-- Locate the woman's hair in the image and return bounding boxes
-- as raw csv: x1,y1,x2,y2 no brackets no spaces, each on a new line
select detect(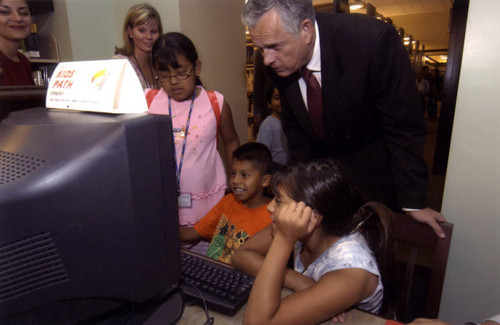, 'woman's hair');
241,0,315,35
114,3,163,56
270,159,398,317
152,32,202,86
